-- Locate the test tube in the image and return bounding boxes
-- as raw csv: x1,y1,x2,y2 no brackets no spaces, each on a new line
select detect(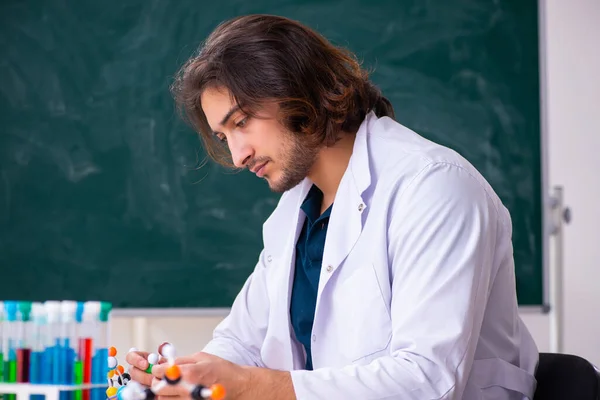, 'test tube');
80,302,100,400
29,302,46,400
3,301,18,400
0,300,4,400
91,302,111,400
59,301,78,400
16,301,32,383
73,302,85,400
0,300,4,386
43,301,62,385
